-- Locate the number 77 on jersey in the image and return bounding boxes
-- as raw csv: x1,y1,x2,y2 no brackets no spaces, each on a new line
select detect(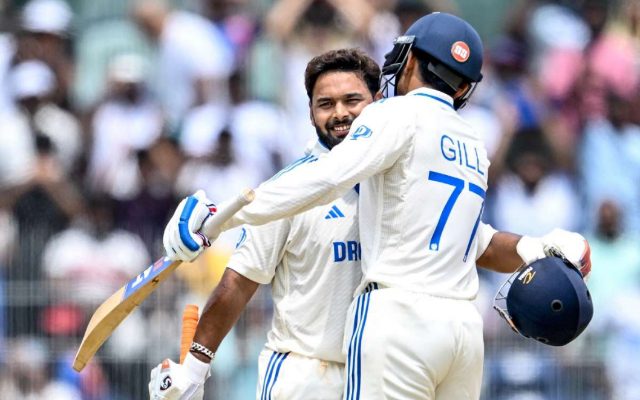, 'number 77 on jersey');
72,189,255,372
